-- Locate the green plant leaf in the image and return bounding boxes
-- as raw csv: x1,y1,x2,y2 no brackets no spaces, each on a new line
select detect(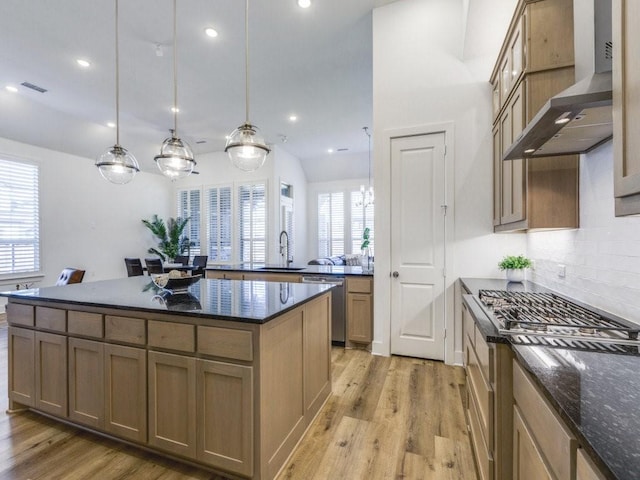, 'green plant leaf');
498,254,532,270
